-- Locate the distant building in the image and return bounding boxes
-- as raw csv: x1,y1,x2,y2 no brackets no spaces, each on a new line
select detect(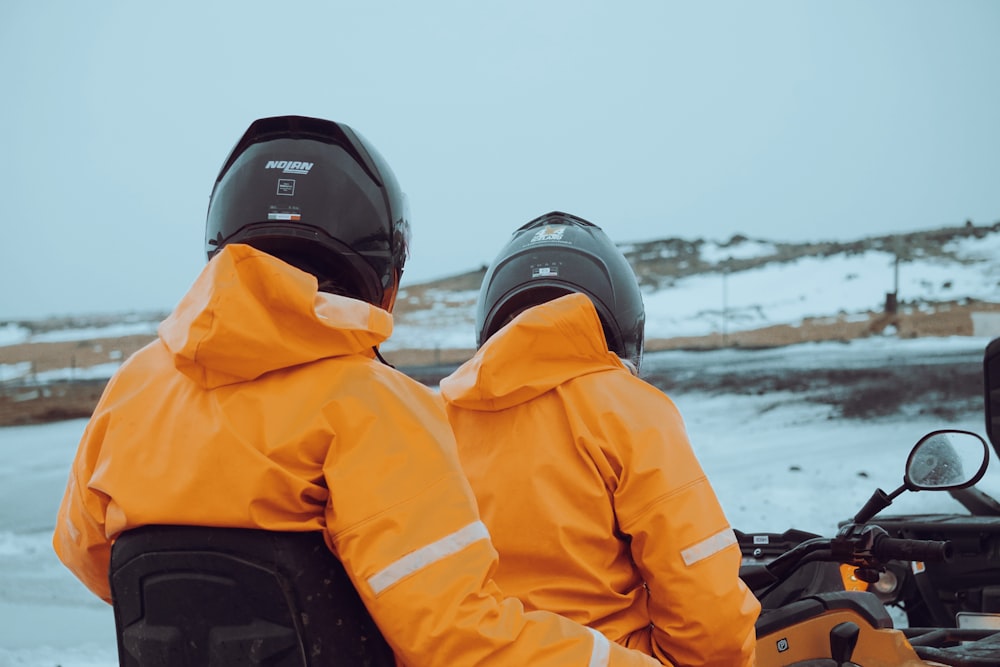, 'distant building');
972,312,1000,338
